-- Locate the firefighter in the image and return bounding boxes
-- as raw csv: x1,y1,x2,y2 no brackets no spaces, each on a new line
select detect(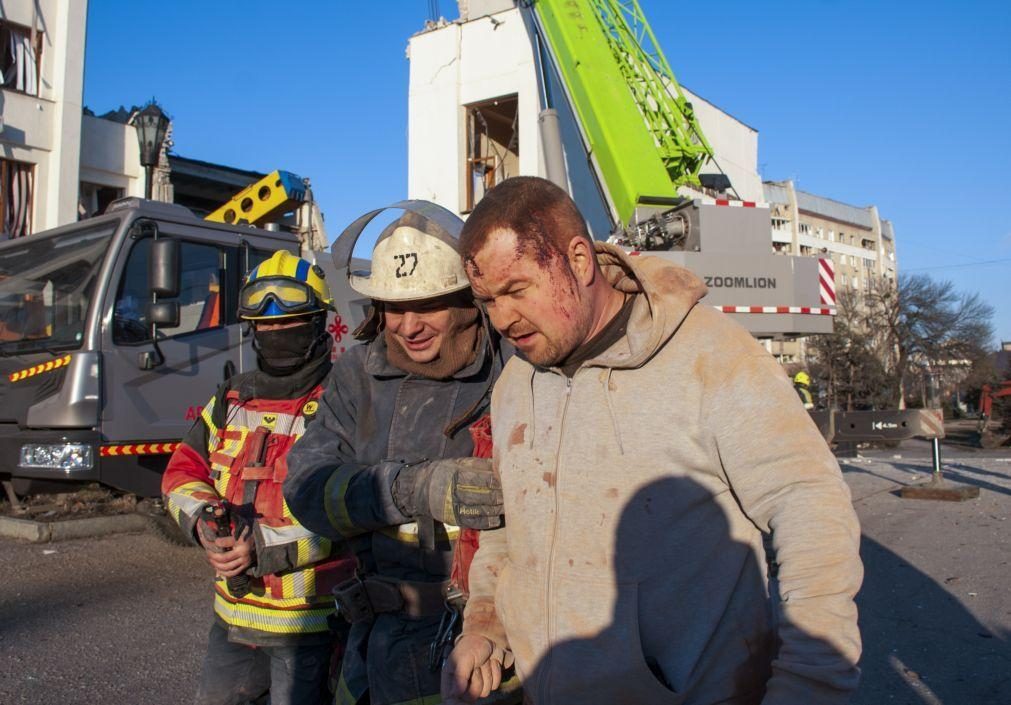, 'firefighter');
794,370,815,409
283,204,508,705
162,250,356,705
